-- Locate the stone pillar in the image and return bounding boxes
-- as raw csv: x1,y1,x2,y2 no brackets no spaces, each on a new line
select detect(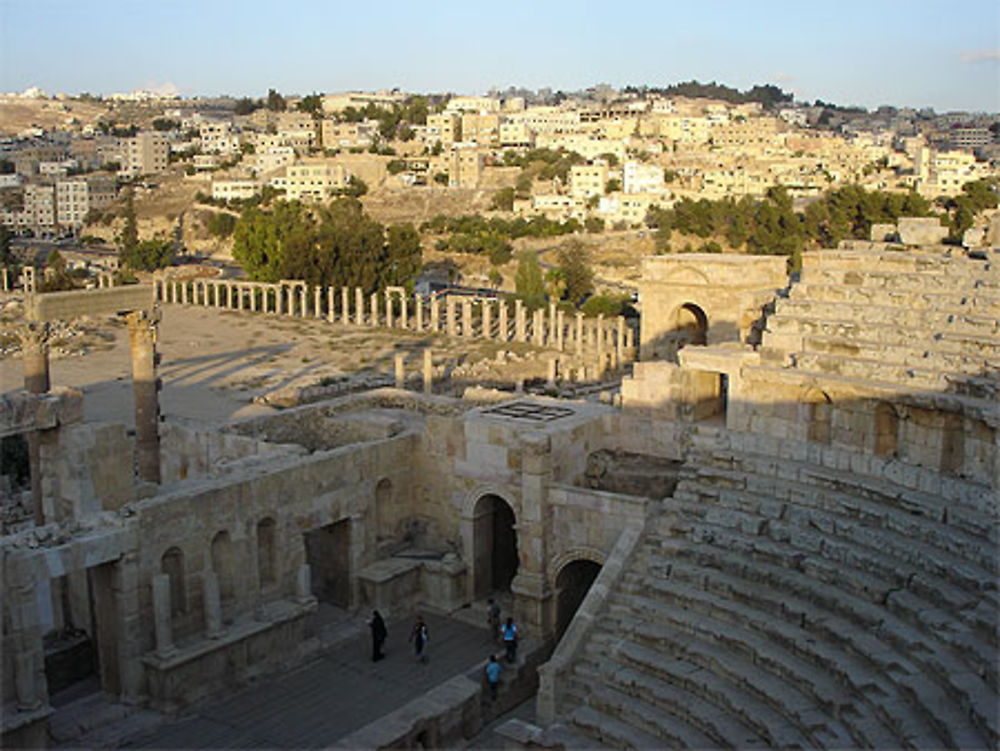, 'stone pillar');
180,281,188,305
462,299,473,337
557,310,565,351
203,570,223,639
21,322,49,526
596,314,605,377
533,309,543,346
399,294,407,330
414,293,423,332
430,297,440,332
446,297,456,337
482,300,492,339
512,431,554,638
548,302,557,346
394,352,405,389
546,358,557,388
127,310,161,485
499,302,509,342
342,287,350,324
369,292,379,326
298,285,307,318
575,312,583,355
235,285,243,311
355,288,364,325
616,316,625,370
1,266,8,292
250,285,258,312
423,349,433,394
214,282,222,309
226,282,234,309
295,565,314,605
385,290,394,329
515,300,526,342
151,573,176,657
